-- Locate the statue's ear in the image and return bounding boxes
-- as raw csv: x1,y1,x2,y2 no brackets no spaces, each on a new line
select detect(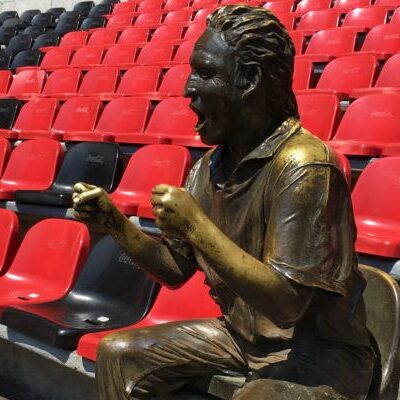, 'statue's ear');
241,65,262,99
